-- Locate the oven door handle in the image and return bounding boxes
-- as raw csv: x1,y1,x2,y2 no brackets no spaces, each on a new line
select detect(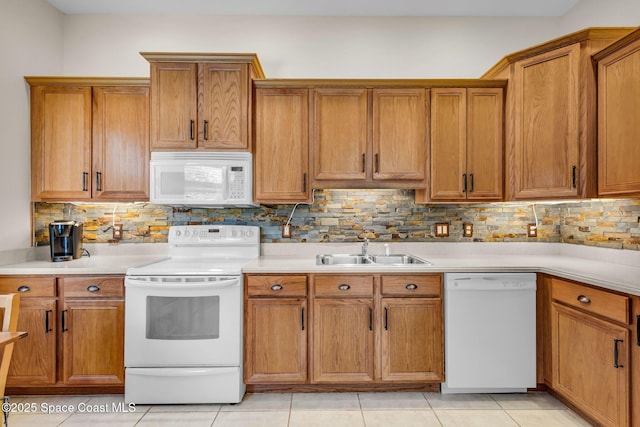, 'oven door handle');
125,277,240,290
126,367,239,377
